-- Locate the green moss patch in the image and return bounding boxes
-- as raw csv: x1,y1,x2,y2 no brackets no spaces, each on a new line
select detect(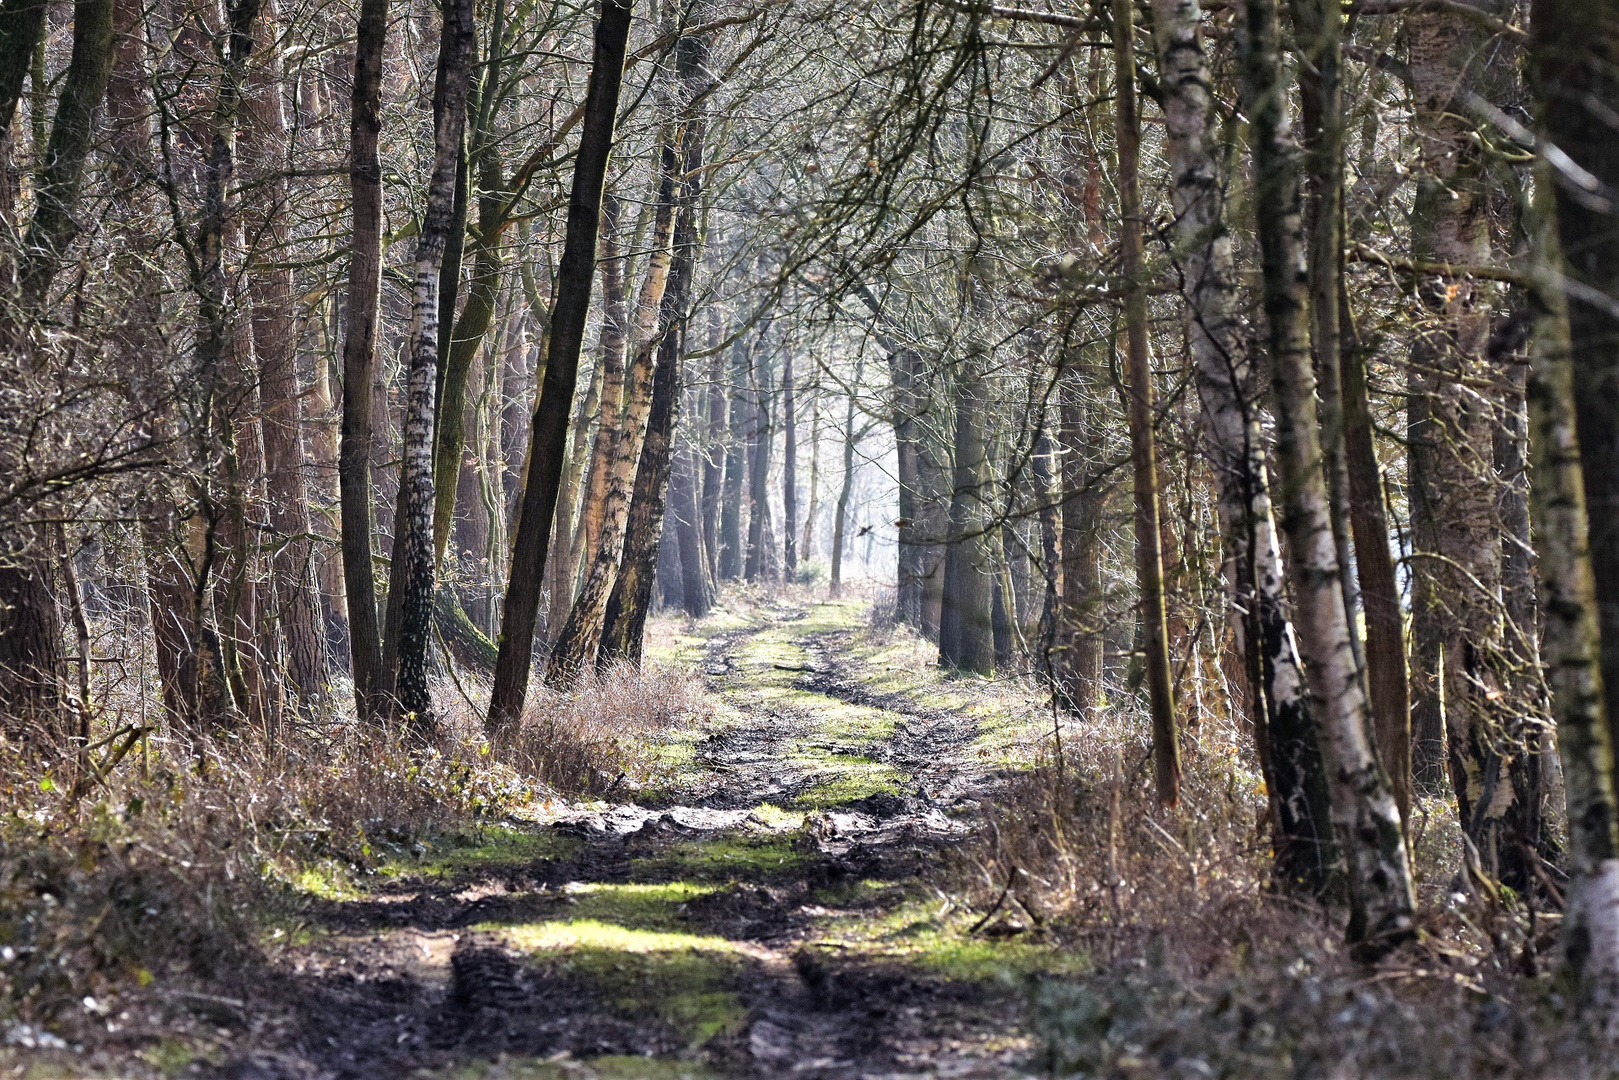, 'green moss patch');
384,826,581,881
628,834,805,883
498,922,750,1046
